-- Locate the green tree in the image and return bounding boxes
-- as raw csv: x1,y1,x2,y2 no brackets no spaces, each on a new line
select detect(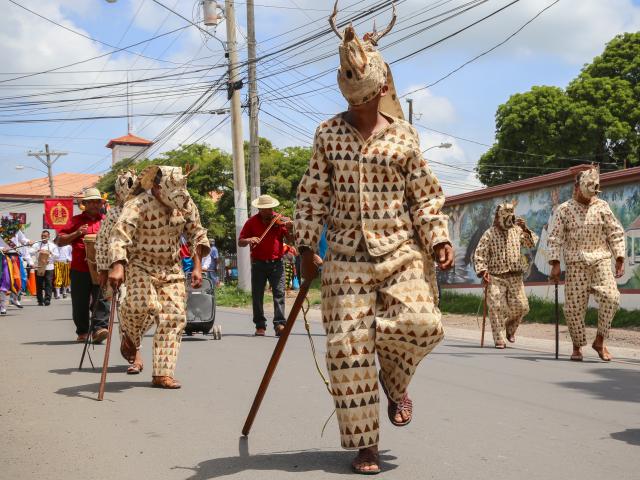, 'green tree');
478,32,640,186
